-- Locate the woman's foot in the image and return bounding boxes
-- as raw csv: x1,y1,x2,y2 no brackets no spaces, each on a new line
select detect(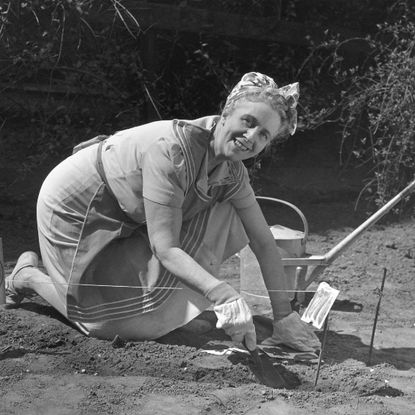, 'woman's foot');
5,251,39,306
